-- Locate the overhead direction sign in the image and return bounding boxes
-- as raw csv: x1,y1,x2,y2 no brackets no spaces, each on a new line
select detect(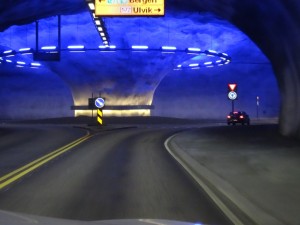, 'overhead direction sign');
95,0,165,17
